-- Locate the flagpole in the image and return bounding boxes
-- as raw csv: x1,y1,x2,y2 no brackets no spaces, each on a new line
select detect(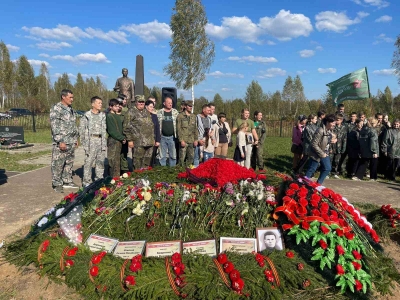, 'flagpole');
365,67,373,113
